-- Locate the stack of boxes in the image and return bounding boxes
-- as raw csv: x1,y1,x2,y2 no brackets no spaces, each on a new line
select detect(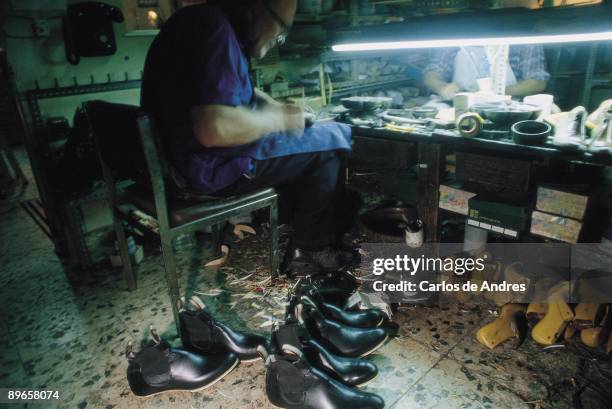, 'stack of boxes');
529,186,590,243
